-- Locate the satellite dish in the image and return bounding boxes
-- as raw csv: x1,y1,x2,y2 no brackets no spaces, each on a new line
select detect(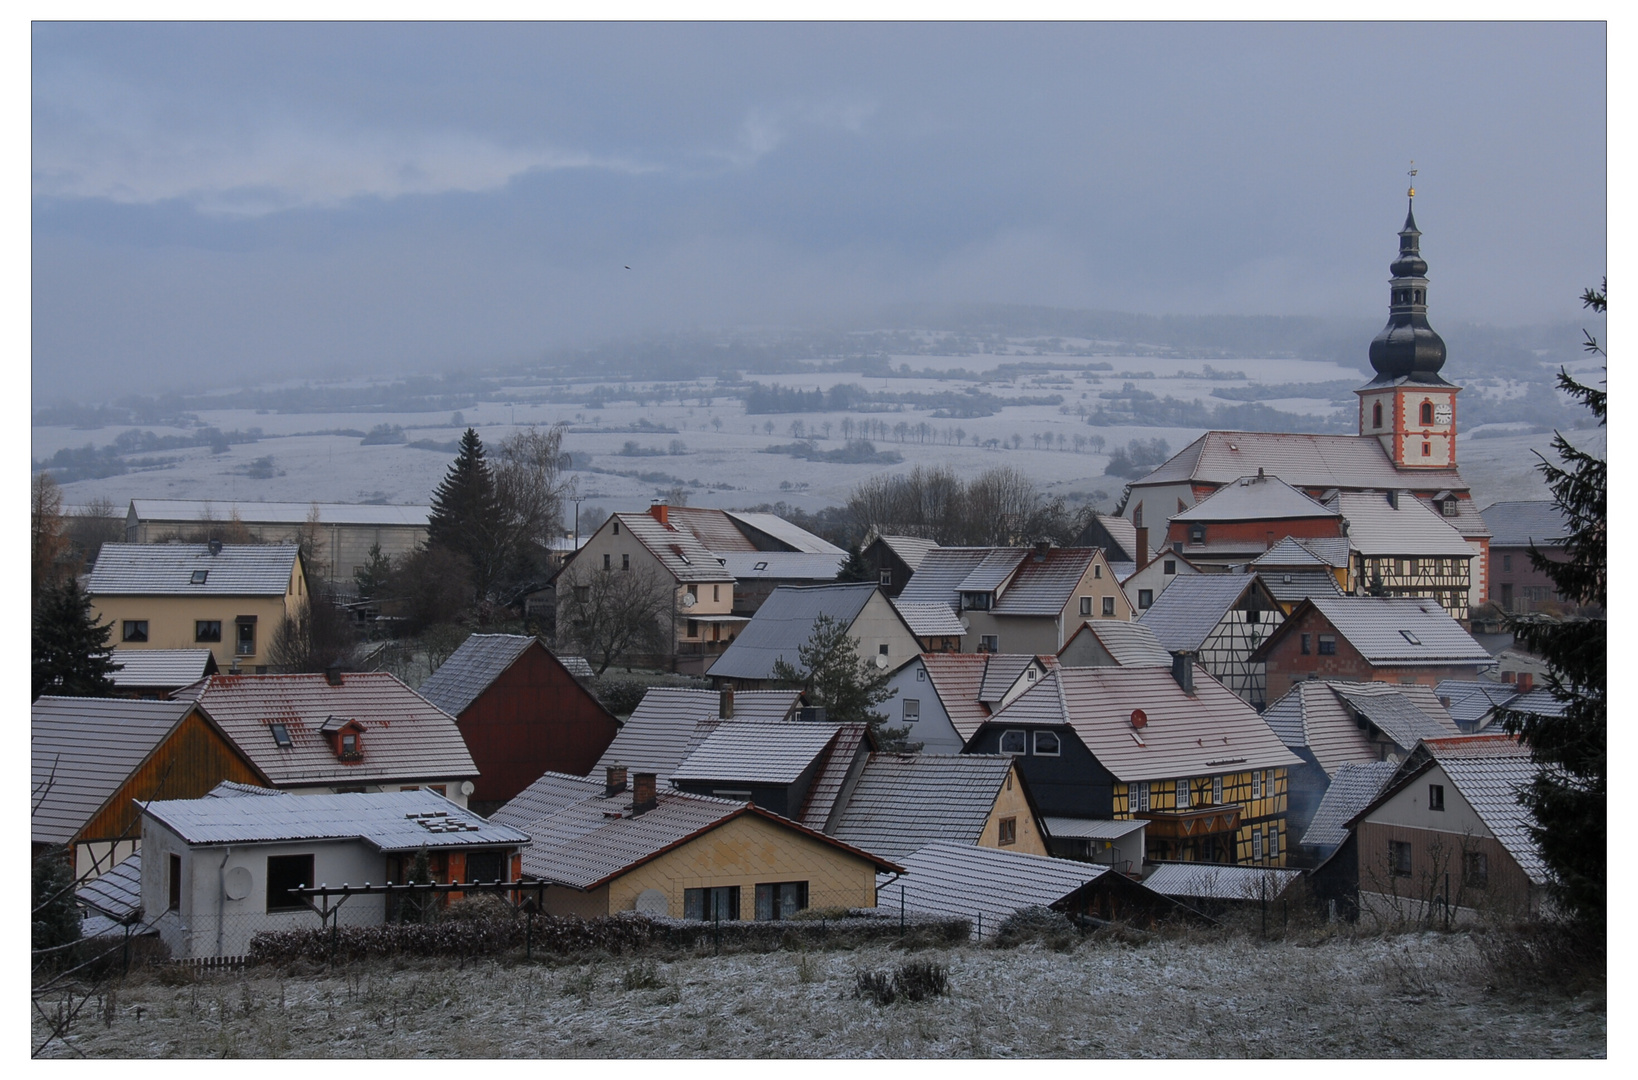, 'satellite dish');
634,888,669,916
224,866,253,901
459,780,476,797
680,593,696,608
1130,709,1148,730
874,654,889,669
959,615,971,630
